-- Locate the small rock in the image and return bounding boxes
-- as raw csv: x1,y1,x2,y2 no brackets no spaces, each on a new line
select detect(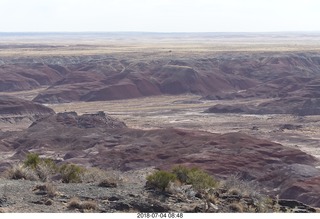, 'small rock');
0,197,8,207
31,200,44,205
221,195,242,202
113,202,131,211
108,196,120,202
209,203,219,210
293,209,309,213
